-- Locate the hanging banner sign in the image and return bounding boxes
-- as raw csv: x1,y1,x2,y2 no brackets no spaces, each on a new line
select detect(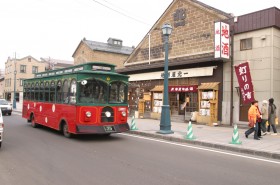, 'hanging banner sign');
234,62,255,104
214,22,230,59
168,85,198,93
